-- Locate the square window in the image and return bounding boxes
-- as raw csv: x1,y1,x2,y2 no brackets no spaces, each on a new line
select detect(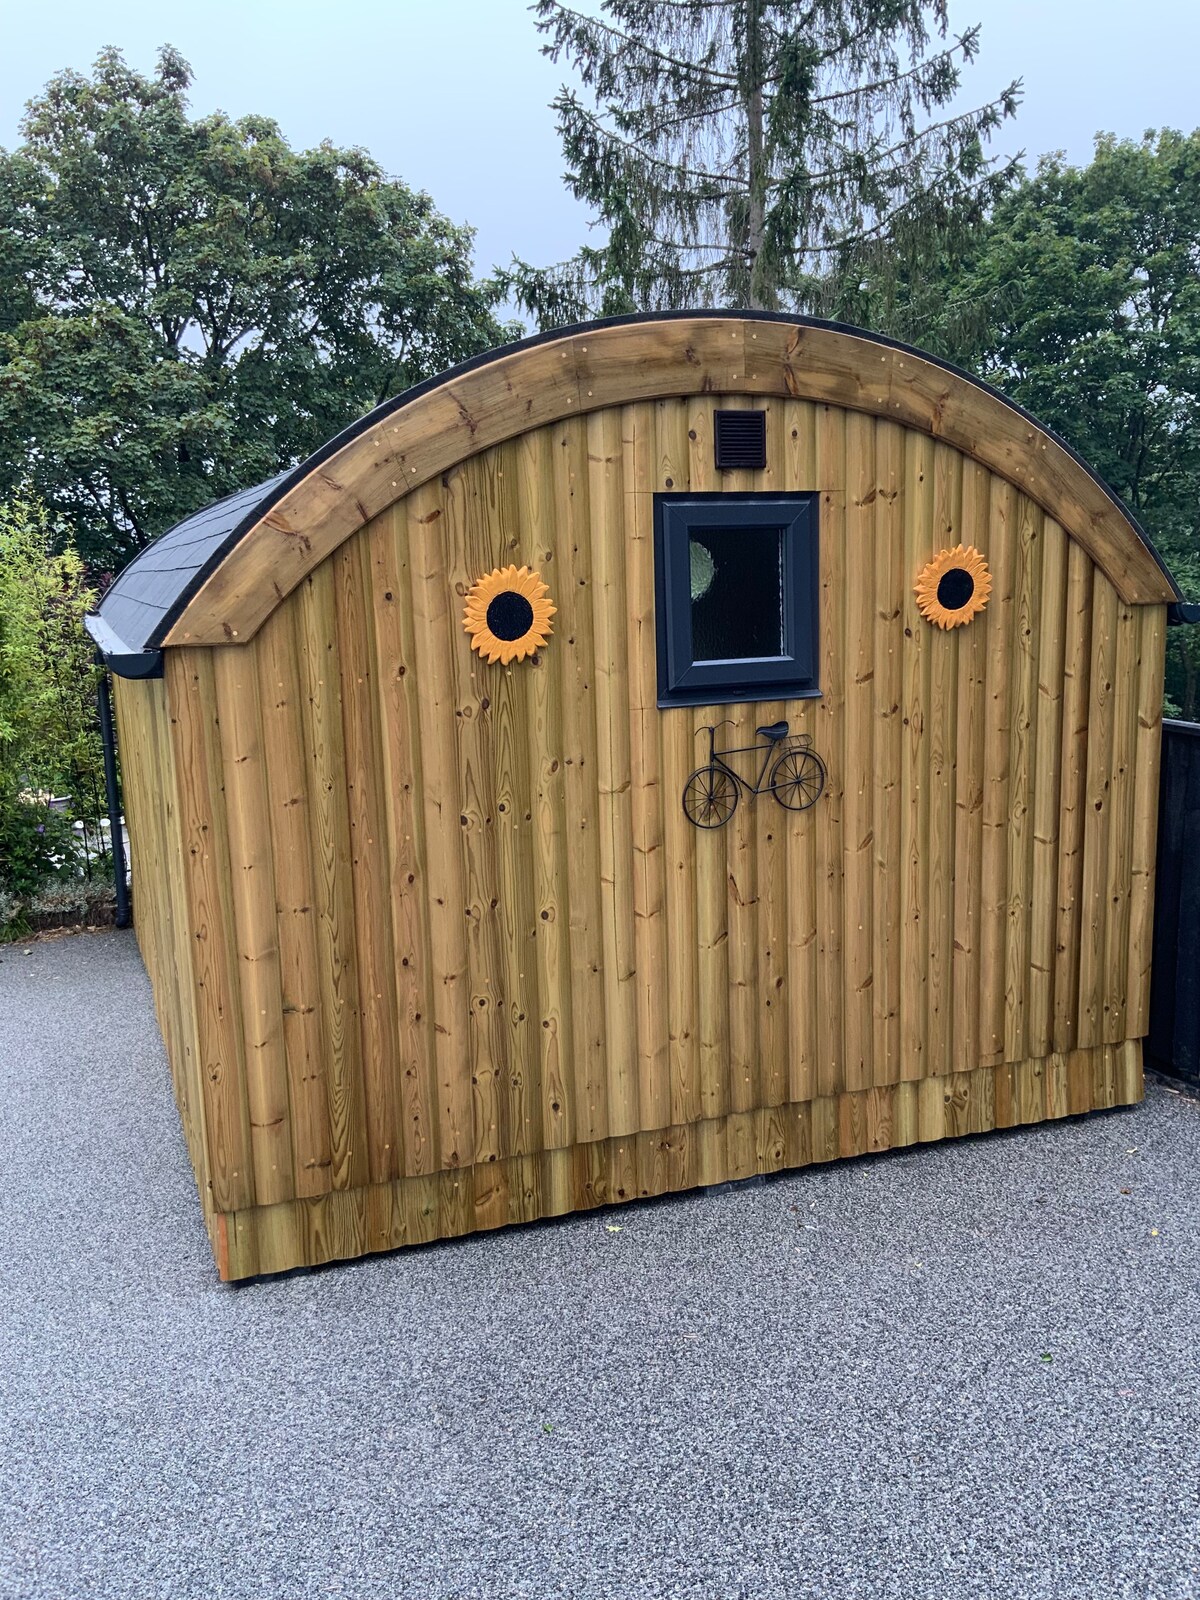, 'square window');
654,493,820,707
